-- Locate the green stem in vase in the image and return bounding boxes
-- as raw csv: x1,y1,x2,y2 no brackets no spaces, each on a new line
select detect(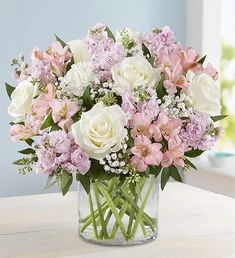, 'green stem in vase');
93,182,109,239
110,200,129,240
98,182,128,238
88,191,99,240
130,176,156,239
